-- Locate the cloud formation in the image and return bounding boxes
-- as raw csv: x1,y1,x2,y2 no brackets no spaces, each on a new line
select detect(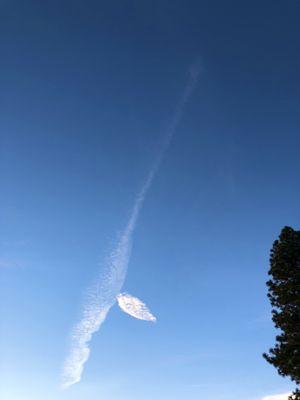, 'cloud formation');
117,292,156,322
61,211,135,388
261,393,292,400
61,62,200,389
